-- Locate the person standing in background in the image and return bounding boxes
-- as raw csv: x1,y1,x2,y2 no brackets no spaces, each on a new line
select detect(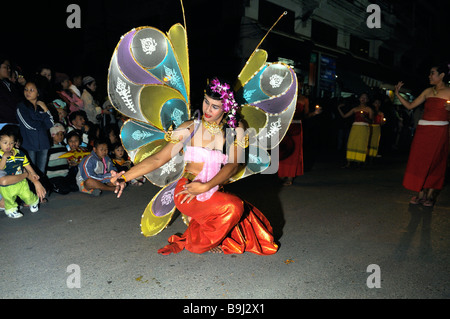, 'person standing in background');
81,76,101,124
16,81,55,179
0,57,21,125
